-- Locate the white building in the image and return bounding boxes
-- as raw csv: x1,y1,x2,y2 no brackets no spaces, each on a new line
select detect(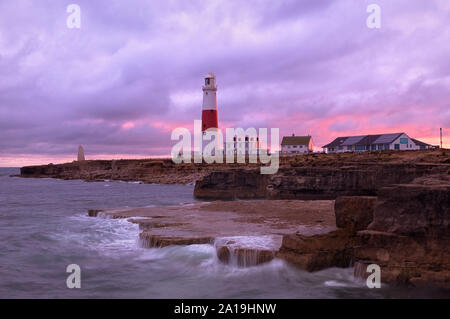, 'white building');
224,135,261,156
281,135,313,155
322,132,432,153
